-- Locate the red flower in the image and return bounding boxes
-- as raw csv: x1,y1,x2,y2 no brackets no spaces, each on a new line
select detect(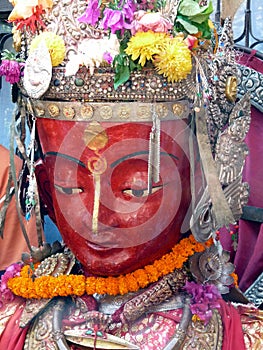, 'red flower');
14,5,46,33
